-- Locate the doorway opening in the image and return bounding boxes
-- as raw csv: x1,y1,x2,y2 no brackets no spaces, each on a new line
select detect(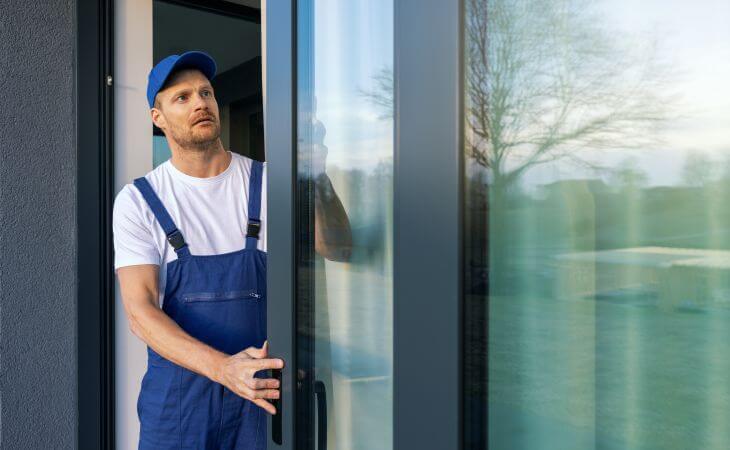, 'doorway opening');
153,0,264,166
114,1,263,447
